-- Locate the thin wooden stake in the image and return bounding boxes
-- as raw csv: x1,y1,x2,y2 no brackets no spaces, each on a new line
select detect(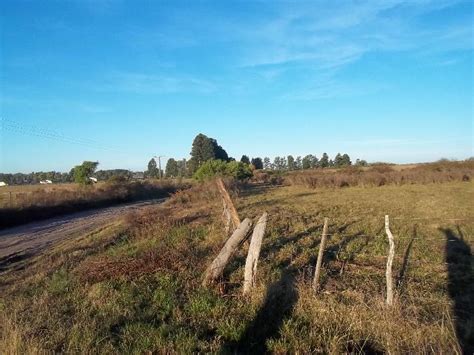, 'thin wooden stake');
385,215,395,306
243,213,268,295
216,178,240,230
203,218,252,286
312,218,329,293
